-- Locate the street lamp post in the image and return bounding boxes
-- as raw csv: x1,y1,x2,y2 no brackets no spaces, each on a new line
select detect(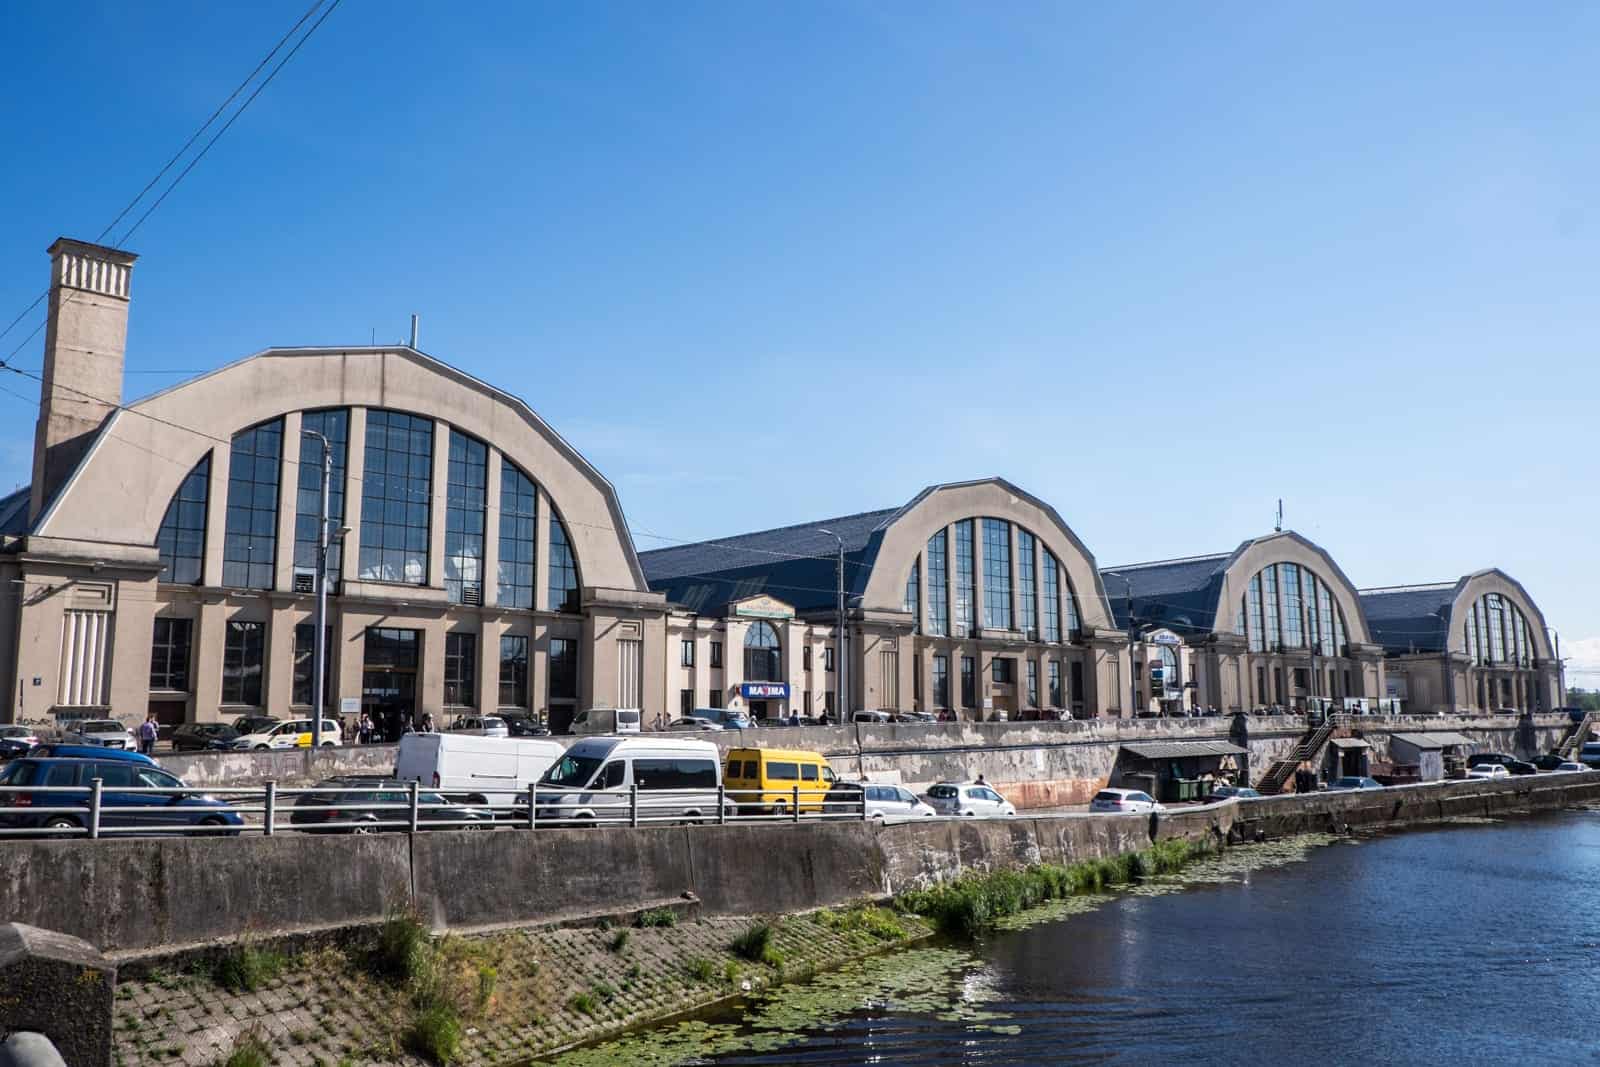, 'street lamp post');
1122,575,1137,719
818,529,846,723
302,429,333,749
